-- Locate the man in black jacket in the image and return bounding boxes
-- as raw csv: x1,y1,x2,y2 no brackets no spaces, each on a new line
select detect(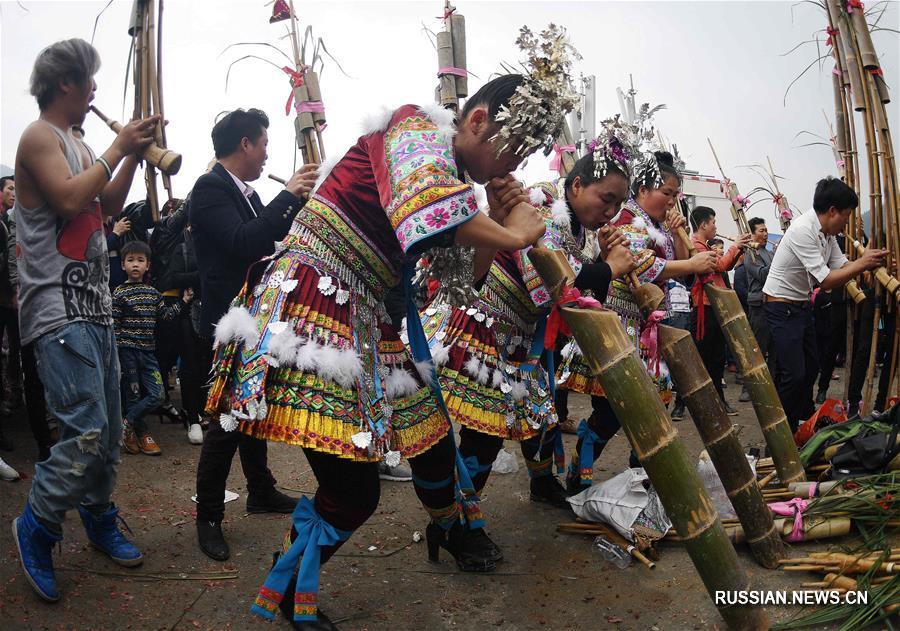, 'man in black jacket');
190,108,317,561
